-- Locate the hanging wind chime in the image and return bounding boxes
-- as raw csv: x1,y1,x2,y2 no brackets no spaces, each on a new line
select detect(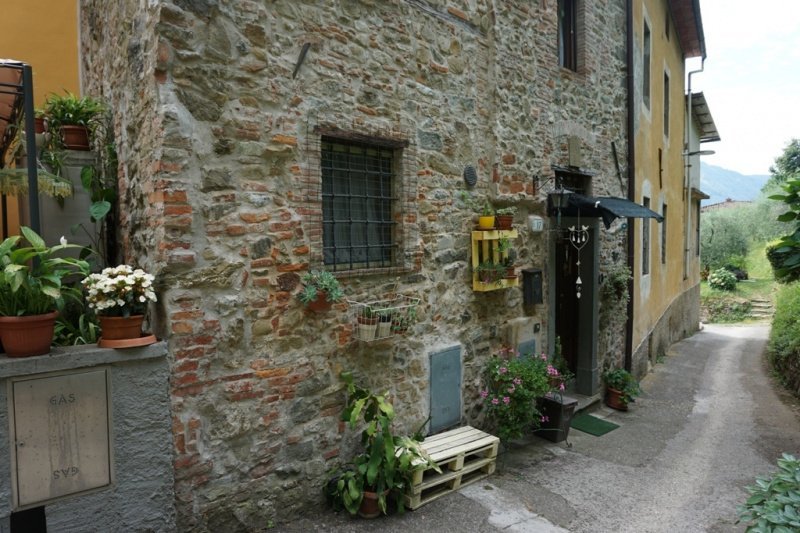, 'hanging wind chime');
568,210,589,299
